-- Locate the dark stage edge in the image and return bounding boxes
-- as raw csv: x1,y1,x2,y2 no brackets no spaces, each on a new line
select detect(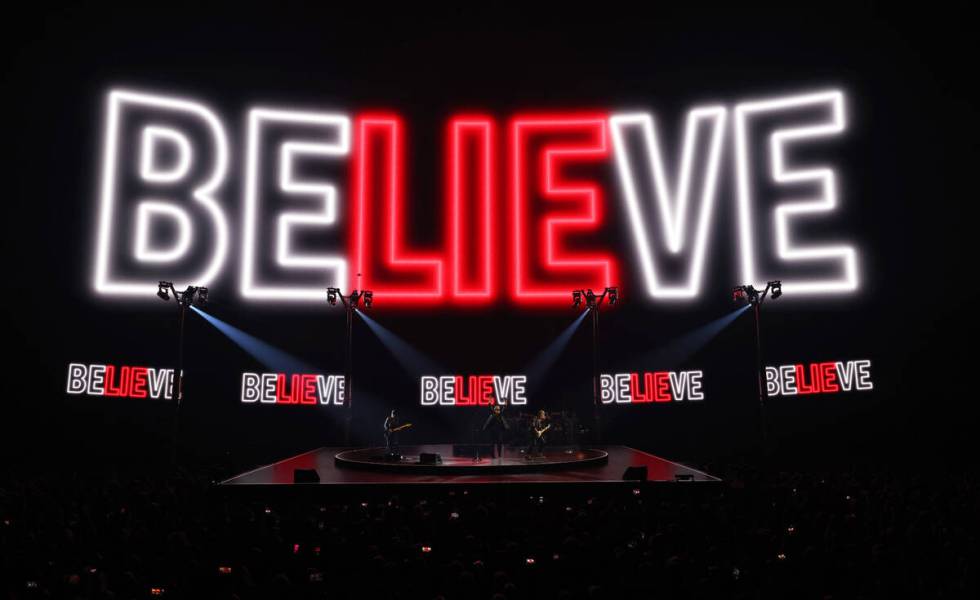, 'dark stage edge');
220,445,720,486
335,446,609,474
